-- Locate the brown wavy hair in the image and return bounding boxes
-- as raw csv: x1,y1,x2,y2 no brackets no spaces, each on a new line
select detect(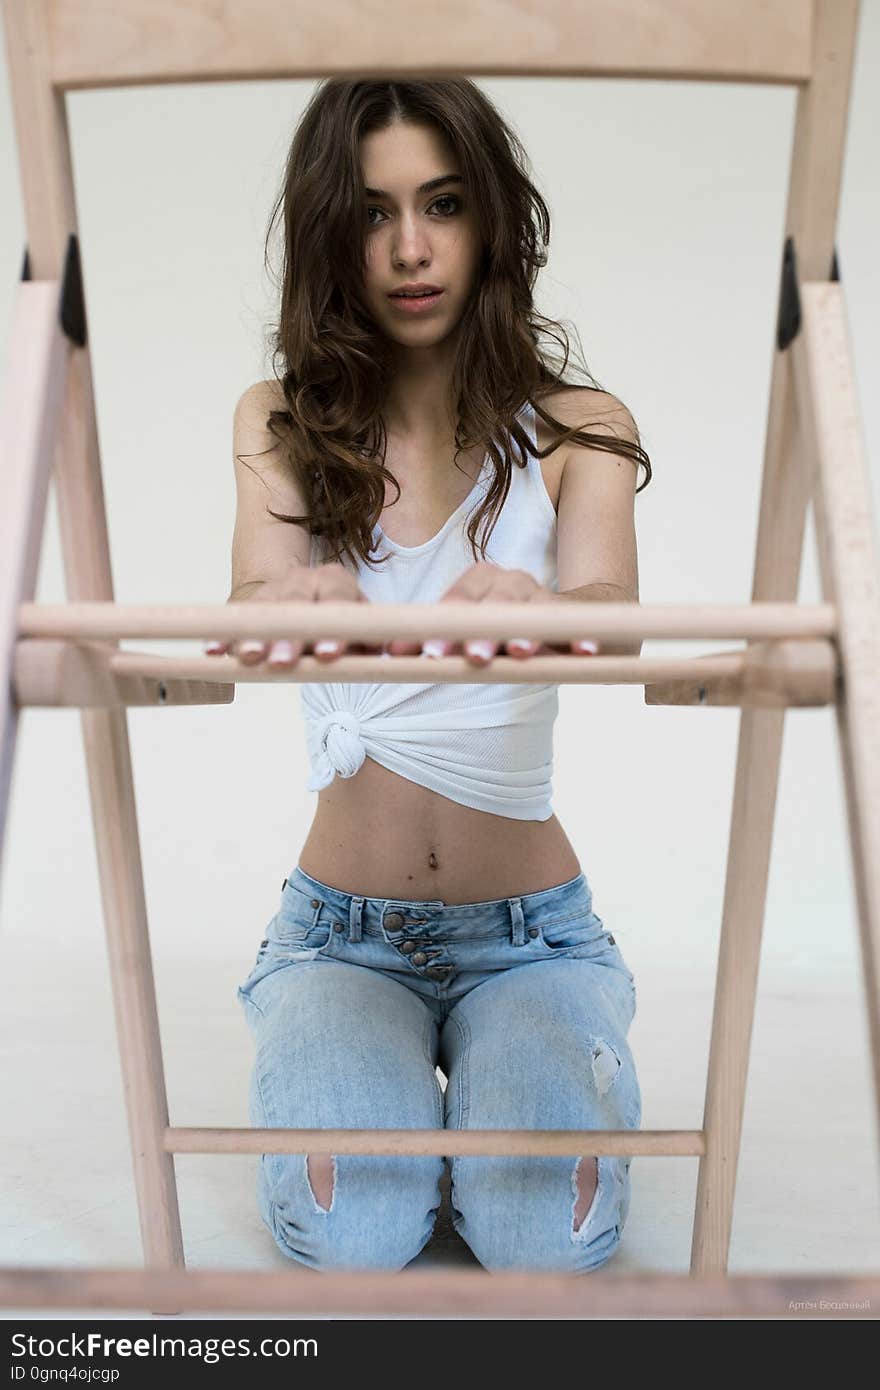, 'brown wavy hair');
245,76,652,571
